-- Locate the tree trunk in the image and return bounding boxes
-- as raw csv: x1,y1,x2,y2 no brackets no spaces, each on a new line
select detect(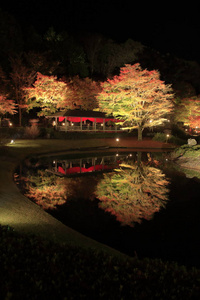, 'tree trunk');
19,106,22,127
137,151,142,167
137,125,143,141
